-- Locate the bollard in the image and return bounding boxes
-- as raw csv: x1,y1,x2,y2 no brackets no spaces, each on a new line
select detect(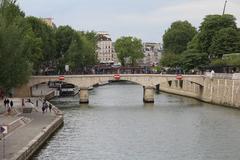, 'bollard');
36,100,38,107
